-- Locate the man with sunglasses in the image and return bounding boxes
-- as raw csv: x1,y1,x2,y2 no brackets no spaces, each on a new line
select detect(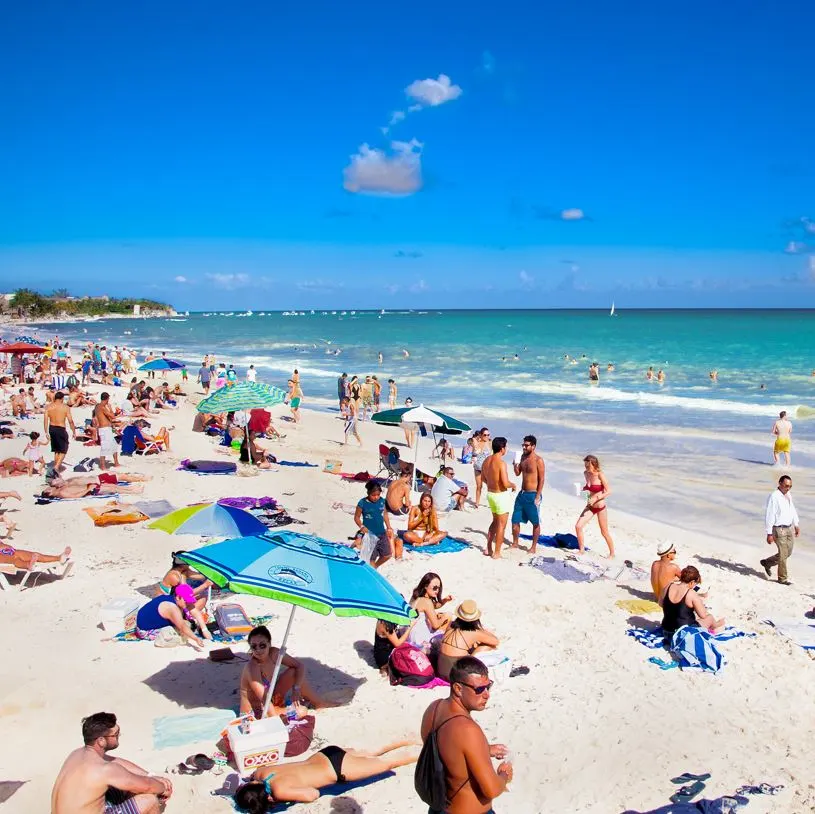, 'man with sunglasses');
52,712,172,814
762,475,800,585
511,435,545,553
650,541,681,599
419,656,512,814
